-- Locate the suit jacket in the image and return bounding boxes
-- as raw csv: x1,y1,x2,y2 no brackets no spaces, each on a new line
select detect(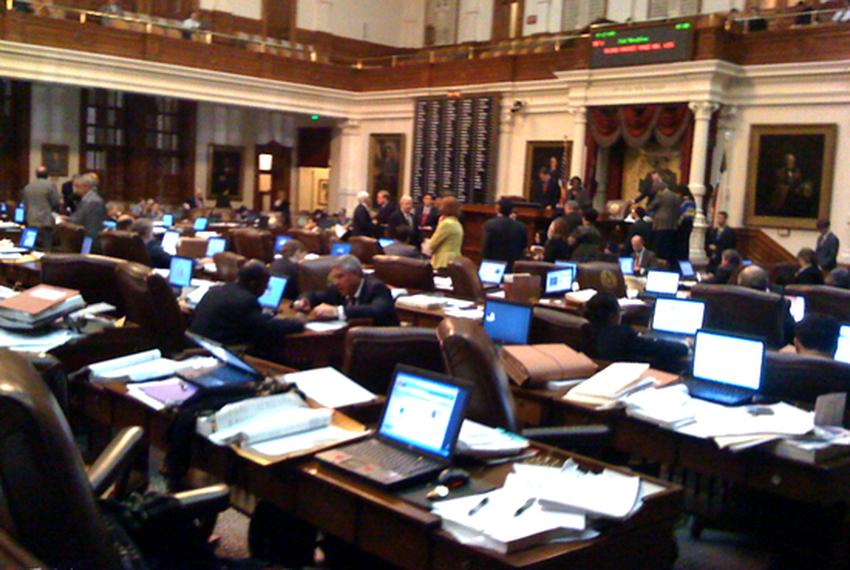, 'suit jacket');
23,180,60,228
647,189,682,231
269,257,300,300
624,220,652,254
633,248,657,274
189,282,305,346
428,216,463,269
706,226,737,265
71,190,107,238
481,216,527,268
306,274,399,326
145,240,172,269
816,232,839,271
703,262,739,285
387,209,421,245
793,265,824,285
560,211,583,237
376,202,397,227
351,204,376,237
544,237,571,263
416,205,439,229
